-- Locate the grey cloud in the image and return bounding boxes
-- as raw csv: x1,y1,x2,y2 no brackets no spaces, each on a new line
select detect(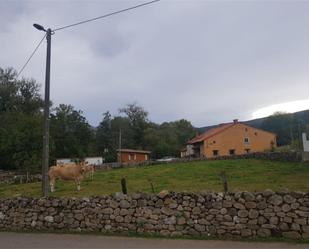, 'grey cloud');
1,0,309,127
